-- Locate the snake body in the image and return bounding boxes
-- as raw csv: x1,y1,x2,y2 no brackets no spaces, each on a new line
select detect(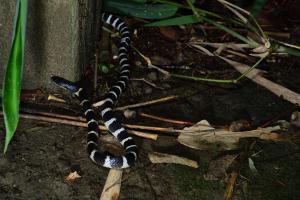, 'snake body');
51,13,137,169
